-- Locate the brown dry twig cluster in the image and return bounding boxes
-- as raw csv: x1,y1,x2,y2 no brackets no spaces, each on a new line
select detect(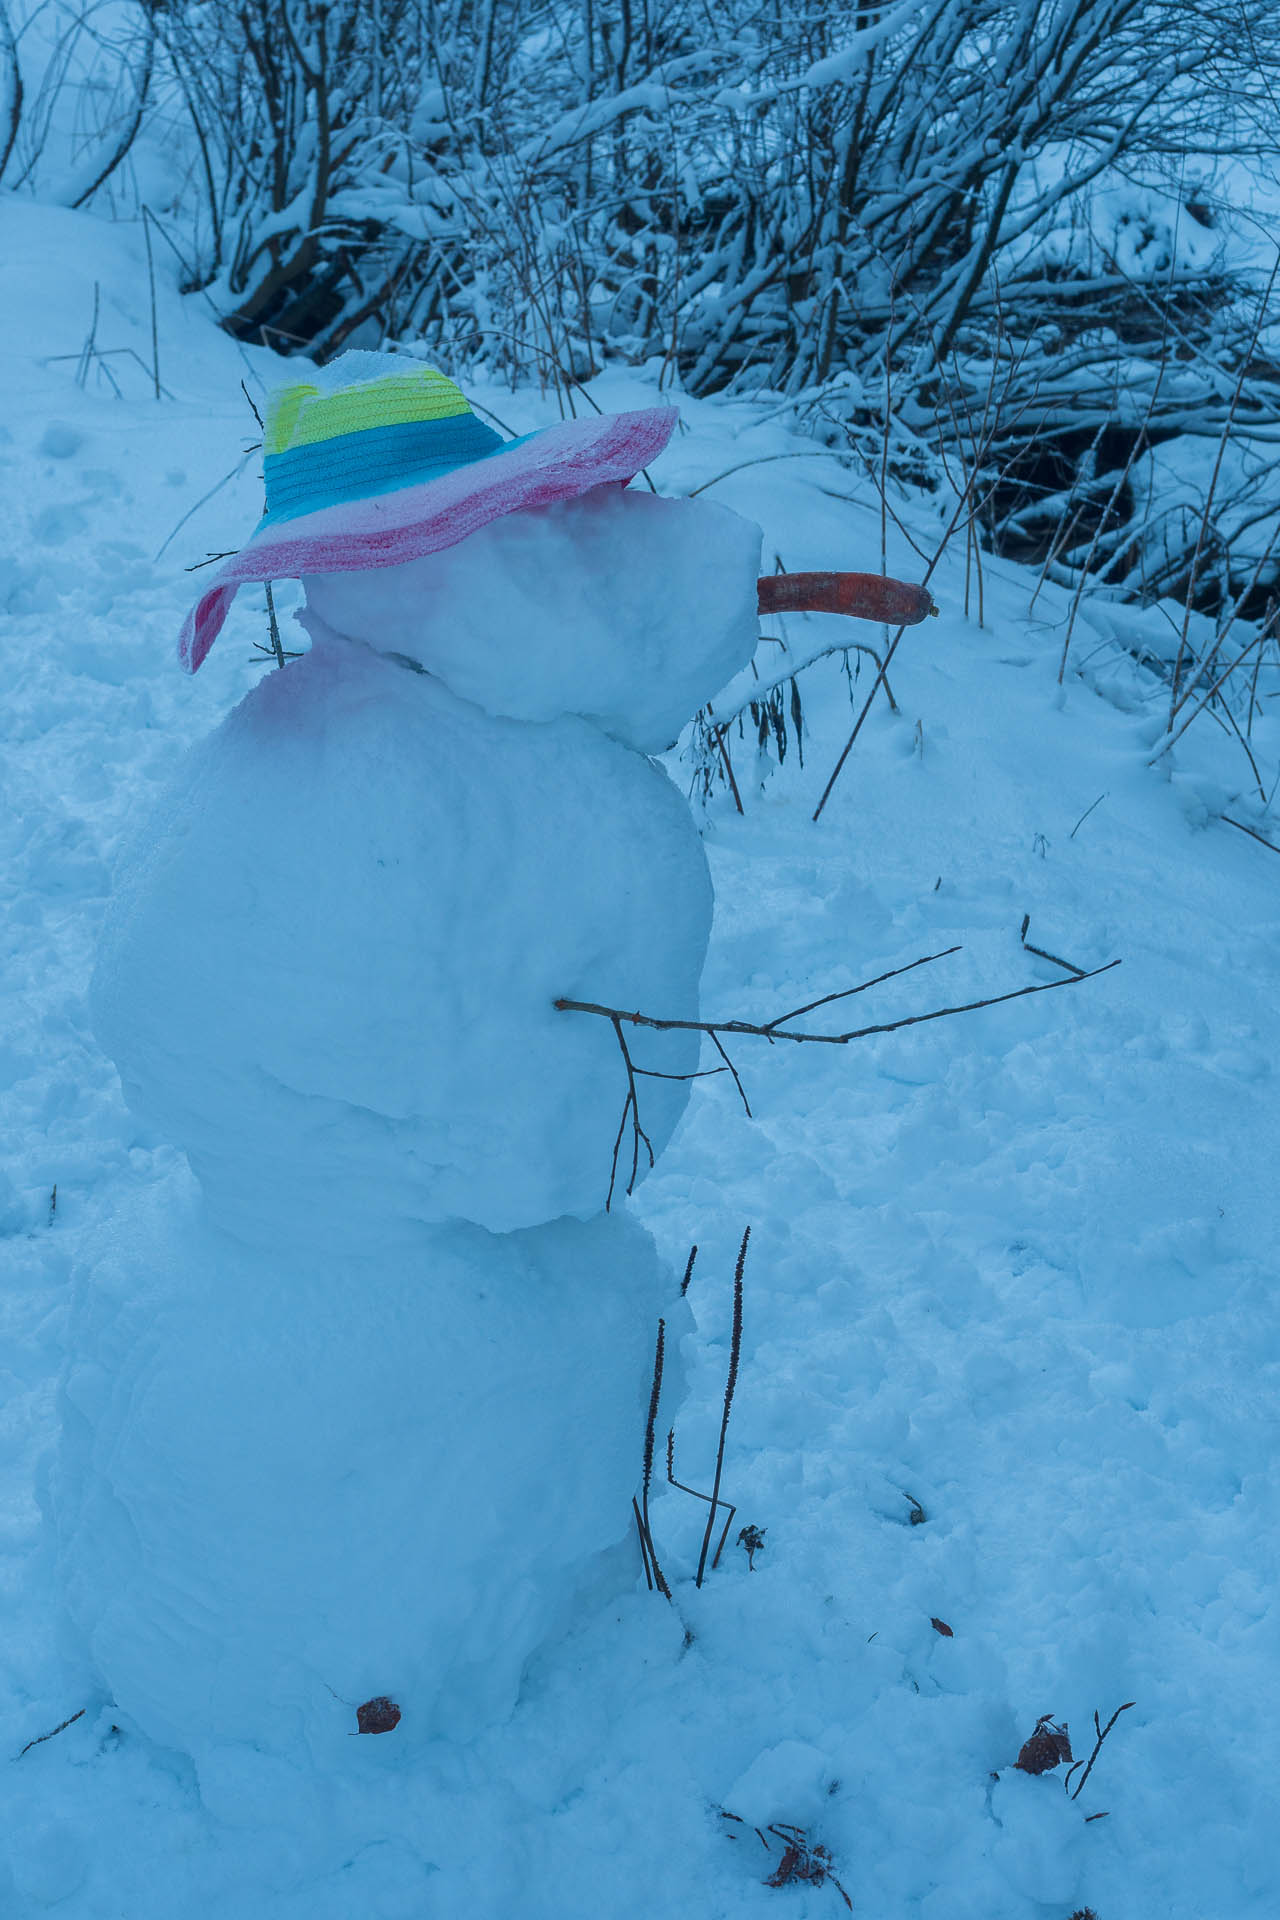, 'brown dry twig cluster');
720,1812,853,1910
